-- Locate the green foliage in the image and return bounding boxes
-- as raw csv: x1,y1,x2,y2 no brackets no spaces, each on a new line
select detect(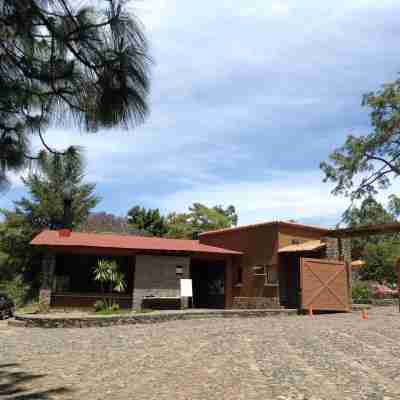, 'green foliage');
165,203,238,239
352,282,373,304
0,0,150,187
94,304,126,315
16,149,100,231
321,79,400,199
93,259,126,311
93,259,126,294
127,206,168,237
341,196,400,284
360,241,400,284
0,275,29,308
0,150,98,295
93,299,106,312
